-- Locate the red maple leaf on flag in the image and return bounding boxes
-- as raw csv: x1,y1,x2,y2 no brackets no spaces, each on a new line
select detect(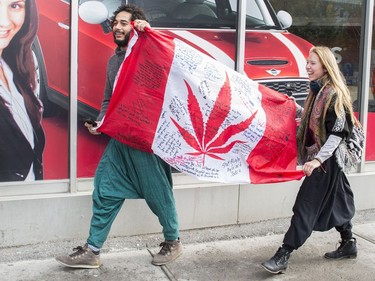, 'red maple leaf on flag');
171,73,257,164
